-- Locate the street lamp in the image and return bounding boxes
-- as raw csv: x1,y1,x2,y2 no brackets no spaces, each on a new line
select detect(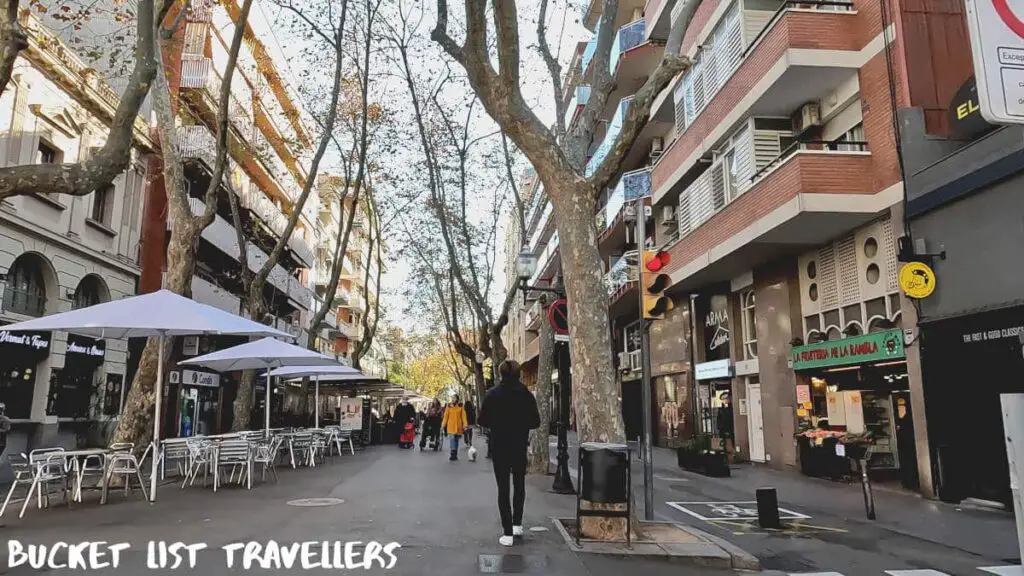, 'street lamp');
516,250,538,281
